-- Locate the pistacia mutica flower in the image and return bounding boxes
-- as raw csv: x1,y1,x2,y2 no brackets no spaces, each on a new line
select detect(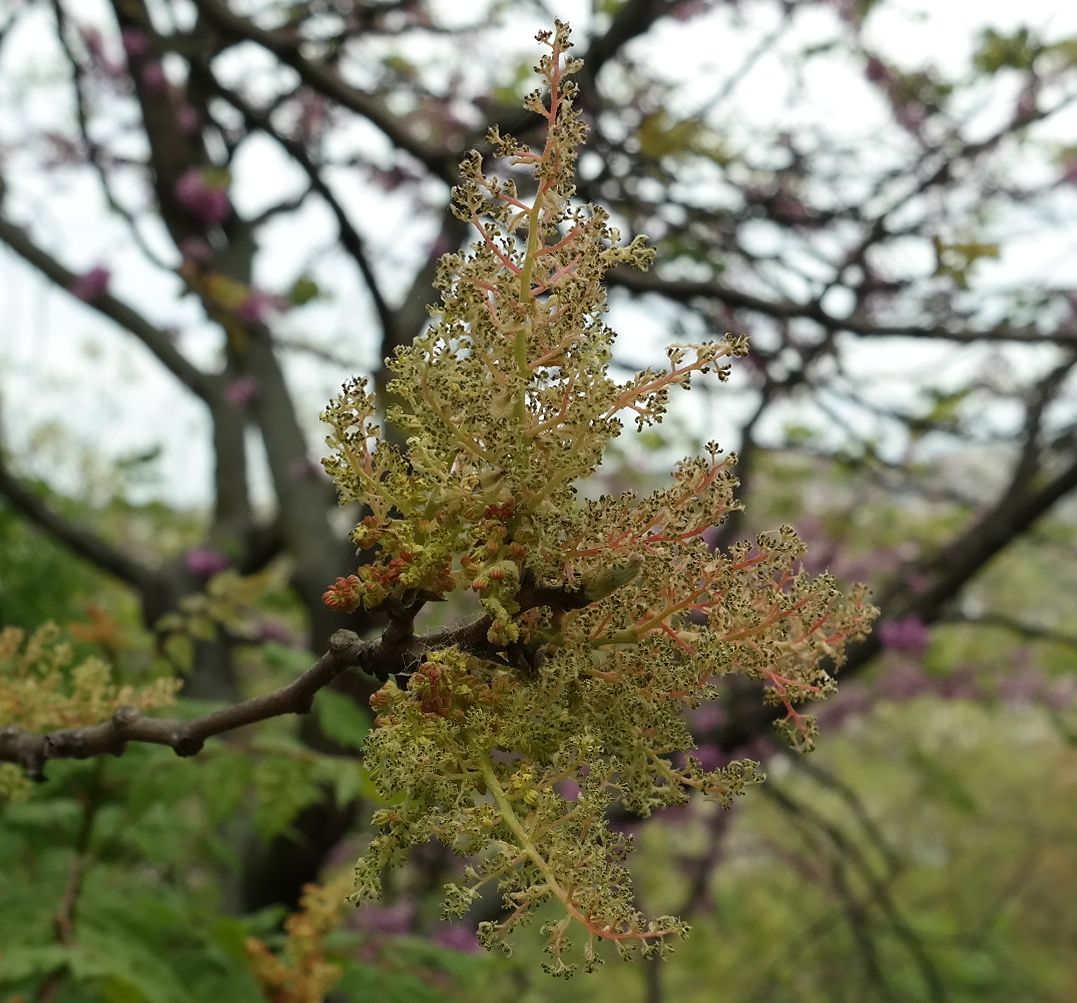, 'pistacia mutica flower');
321,21,875,975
